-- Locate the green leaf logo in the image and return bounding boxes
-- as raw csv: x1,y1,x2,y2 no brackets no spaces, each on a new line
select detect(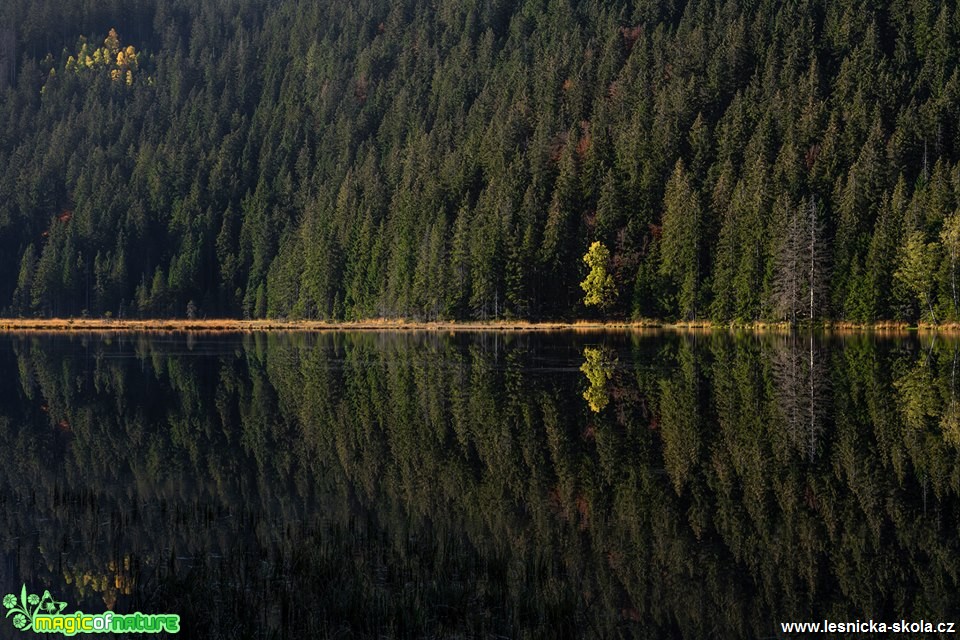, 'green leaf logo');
3,584,67,632
38,591,67,615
